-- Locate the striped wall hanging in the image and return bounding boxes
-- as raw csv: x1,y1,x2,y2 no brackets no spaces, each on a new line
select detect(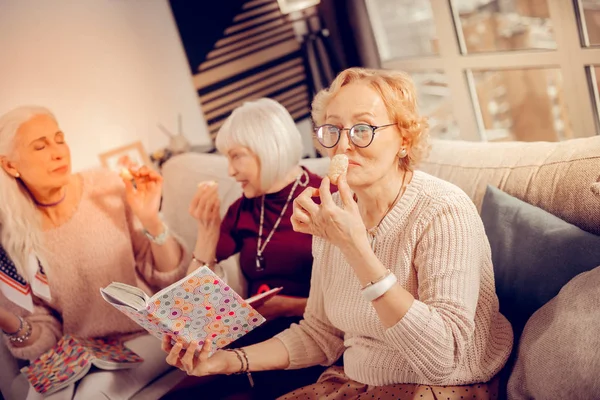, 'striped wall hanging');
170,0,315,142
